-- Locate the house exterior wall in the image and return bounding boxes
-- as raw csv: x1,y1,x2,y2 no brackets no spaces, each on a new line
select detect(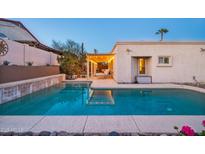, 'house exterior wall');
131,57,137,82
113,44,205,83
113,54,118,81
113,45,132,83
0,39,59,66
